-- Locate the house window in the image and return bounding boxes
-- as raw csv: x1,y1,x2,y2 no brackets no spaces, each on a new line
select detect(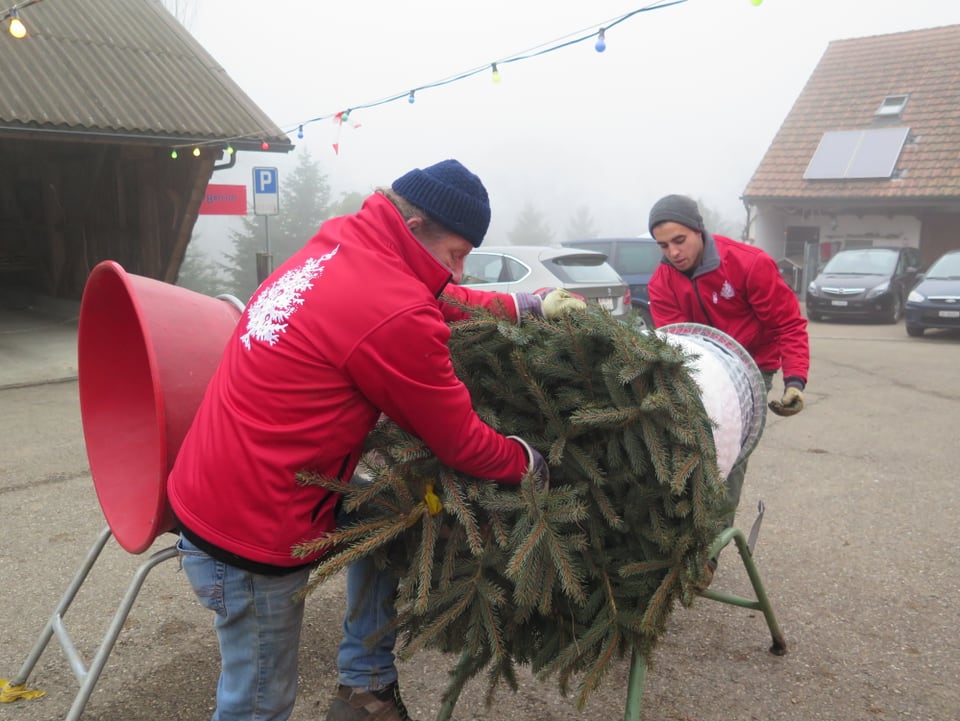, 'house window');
803,126,910,180
875,94,909,118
